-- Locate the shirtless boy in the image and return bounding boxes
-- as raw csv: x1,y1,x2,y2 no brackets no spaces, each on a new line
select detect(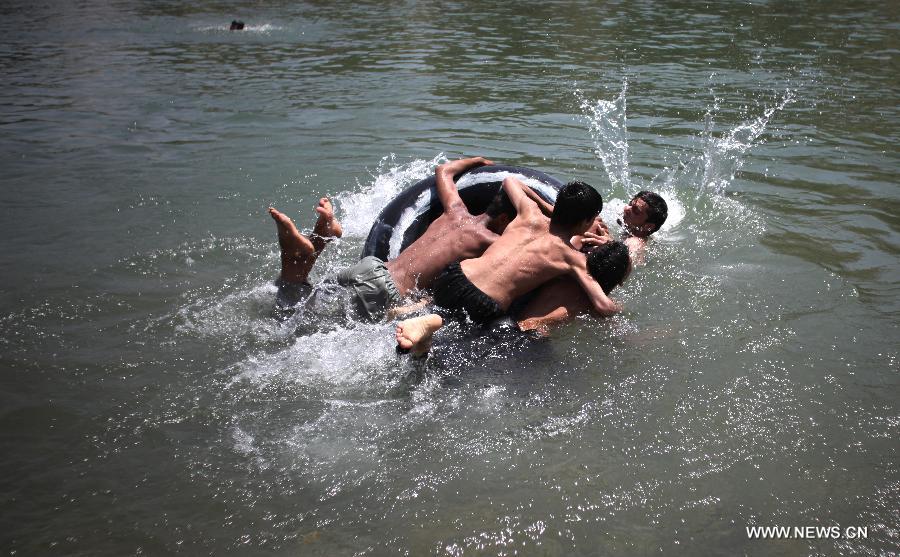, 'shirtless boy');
516,191,668,333
618,190,669,265
396,177,625,354
268,156,516,321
